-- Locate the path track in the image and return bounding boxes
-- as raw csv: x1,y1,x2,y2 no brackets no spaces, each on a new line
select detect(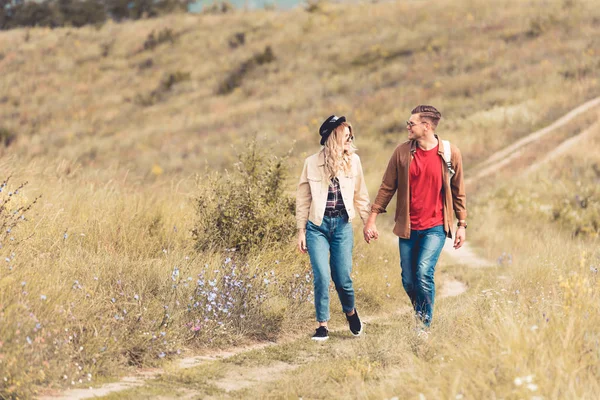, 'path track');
38,96,600,400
